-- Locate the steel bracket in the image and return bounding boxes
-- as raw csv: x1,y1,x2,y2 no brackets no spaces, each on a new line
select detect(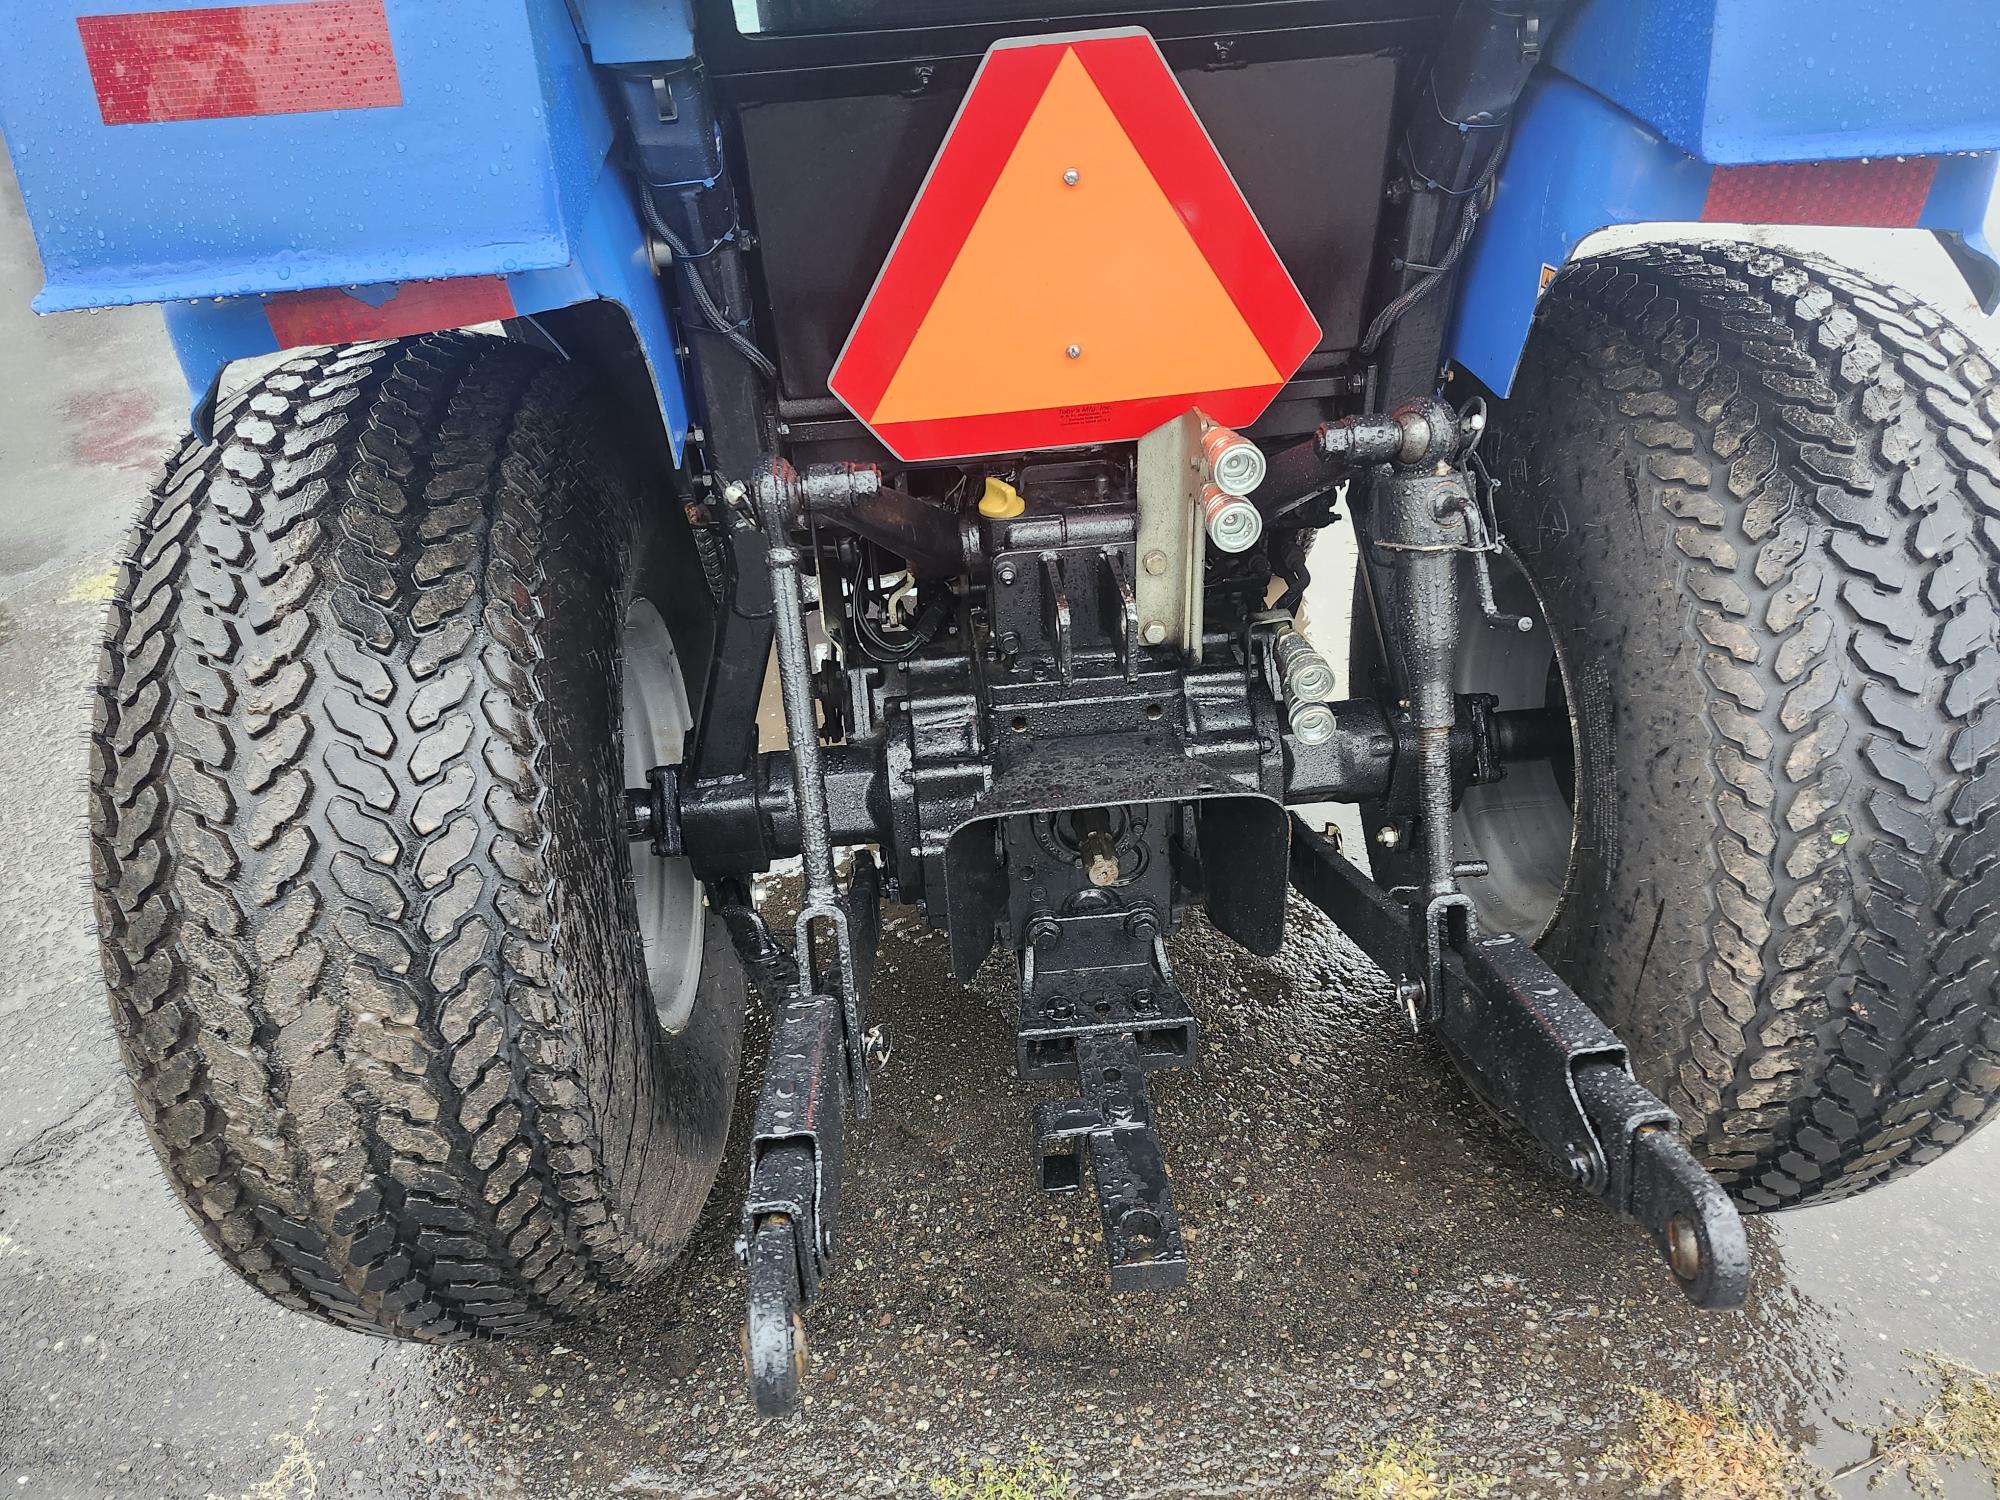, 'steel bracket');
1032,1033,1189,1292
737,851,882,1417
1017,907,1195,1292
